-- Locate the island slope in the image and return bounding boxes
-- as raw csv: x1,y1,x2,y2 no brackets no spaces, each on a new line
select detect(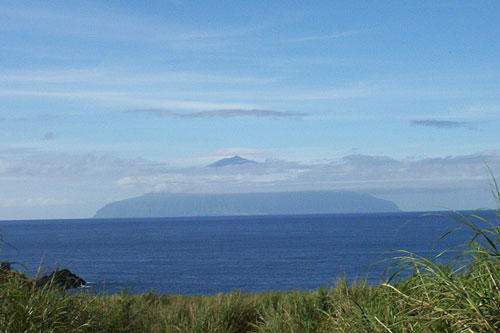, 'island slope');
94,191,400,218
